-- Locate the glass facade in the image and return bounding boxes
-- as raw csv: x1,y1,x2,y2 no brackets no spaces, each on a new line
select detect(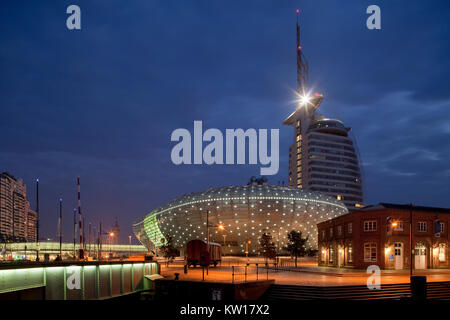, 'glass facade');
133,185,348,253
